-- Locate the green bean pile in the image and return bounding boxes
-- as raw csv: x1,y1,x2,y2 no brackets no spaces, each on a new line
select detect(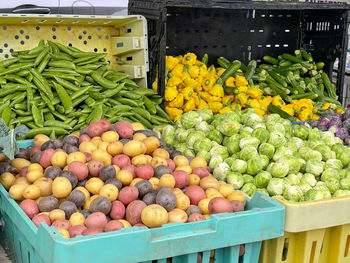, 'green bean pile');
0,40,171,138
